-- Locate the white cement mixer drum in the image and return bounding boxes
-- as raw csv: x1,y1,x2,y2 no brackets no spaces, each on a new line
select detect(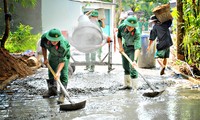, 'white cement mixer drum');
70,20,104,53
